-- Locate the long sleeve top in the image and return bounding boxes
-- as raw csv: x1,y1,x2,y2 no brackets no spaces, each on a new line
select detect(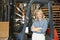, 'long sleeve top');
31,18,48,35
